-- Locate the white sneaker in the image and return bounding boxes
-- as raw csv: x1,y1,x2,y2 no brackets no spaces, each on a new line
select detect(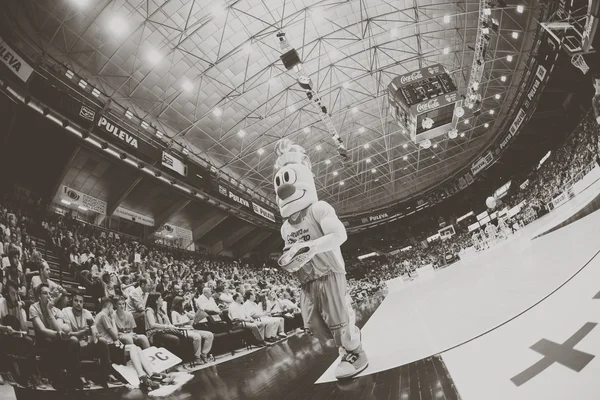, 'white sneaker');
334,348,368,380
